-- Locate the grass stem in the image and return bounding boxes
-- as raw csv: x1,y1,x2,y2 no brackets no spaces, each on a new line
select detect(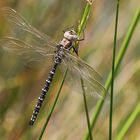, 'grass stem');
84,6,140,140
115,102,140,140
81,78,93,140
77,1,93,139
109,0,120,139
